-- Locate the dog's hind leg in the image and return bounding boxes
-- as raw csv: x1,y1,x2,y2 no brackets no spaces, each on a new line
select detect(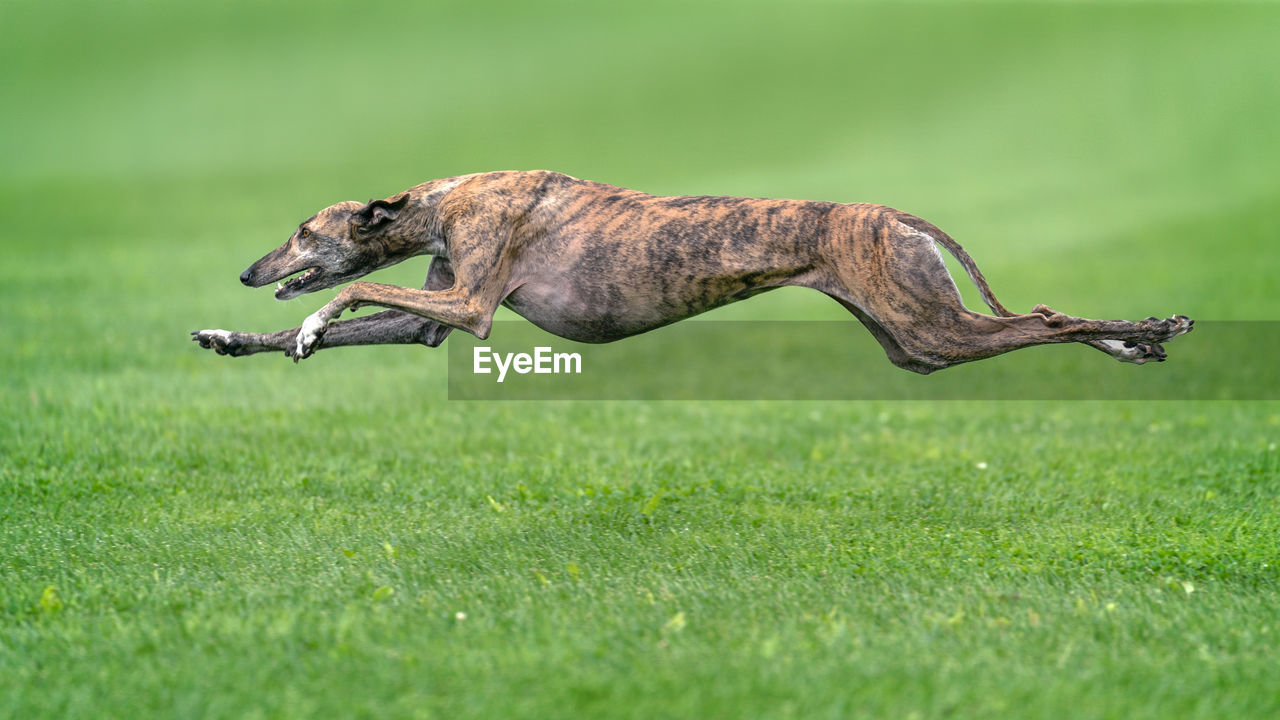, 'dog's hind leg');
819,211,1192,374
872,307,1192,373
824,295,942,375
